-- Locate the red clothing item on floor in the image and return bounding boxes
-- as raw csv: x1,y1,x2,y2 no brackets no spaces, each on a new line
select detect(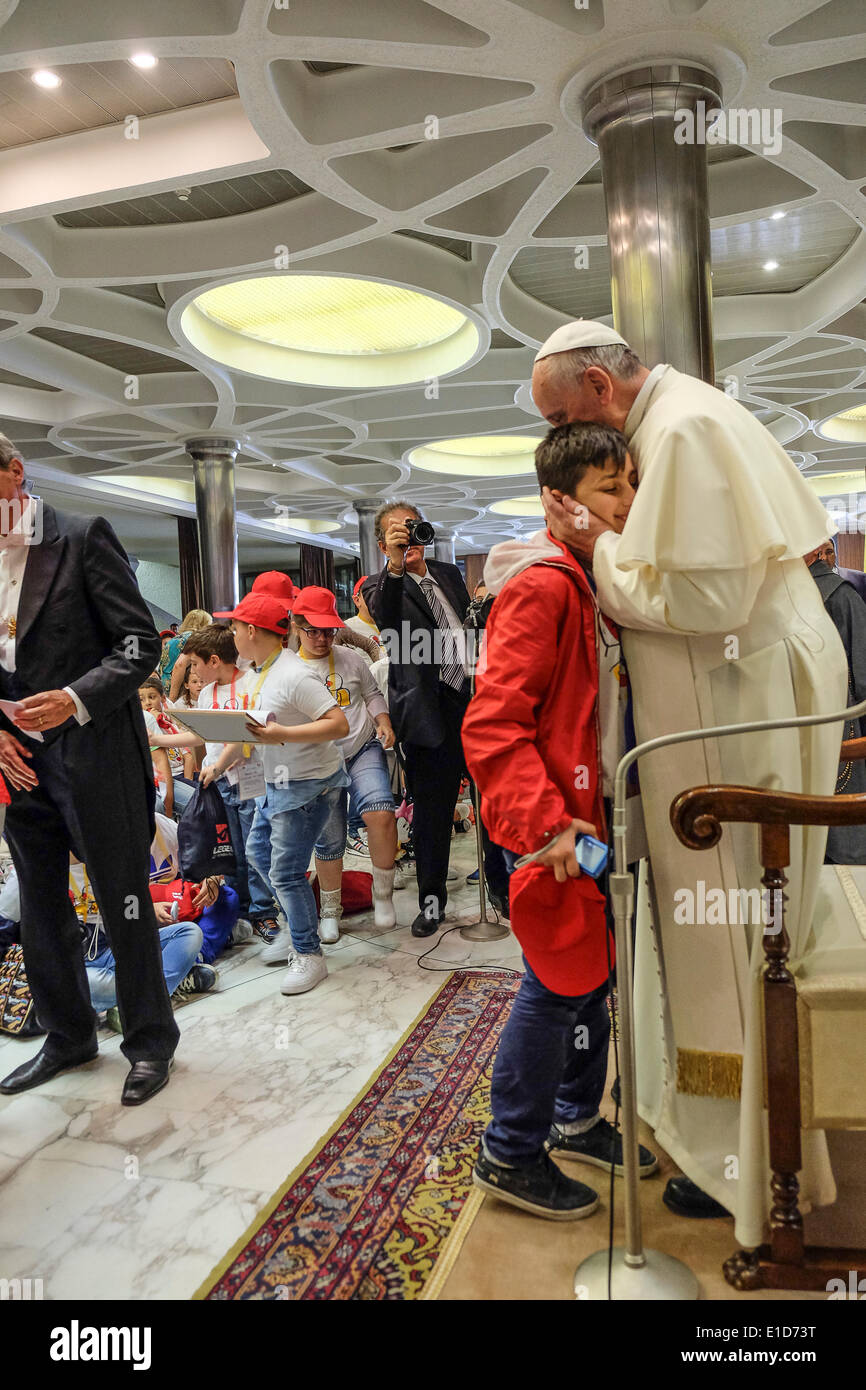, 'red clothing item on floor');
461,534,613,996
0,772,9,805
